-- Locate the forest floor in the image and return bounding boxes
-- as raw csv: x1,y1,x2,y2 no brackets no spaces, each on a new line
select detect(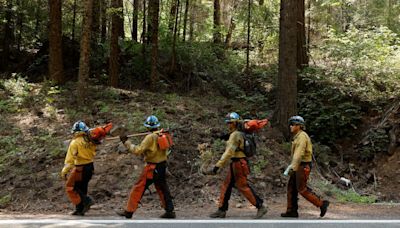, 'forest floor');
0,81,399,218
